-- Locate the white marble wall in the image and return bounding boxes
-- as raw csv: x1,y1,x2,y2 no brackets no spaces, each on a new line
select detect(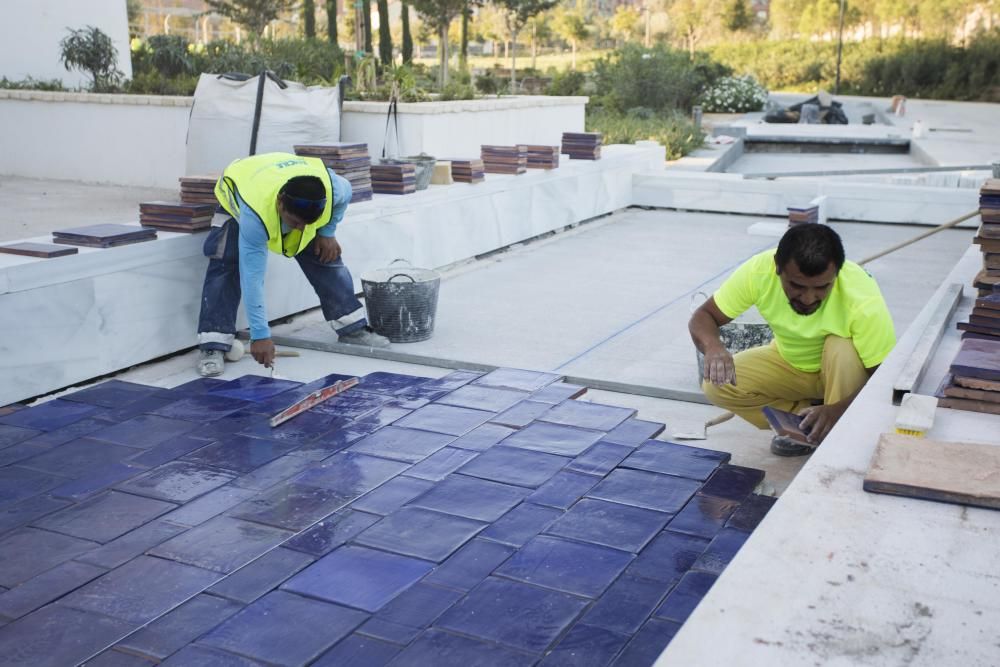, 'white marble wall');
0,144,664,405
